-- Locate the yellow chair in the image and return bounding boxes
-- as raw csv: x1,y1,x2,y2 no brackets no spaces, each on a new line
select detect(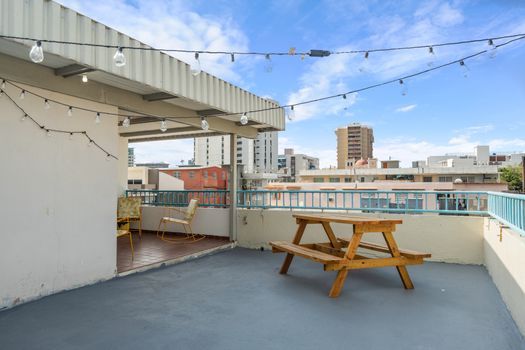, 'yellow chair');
157,199,204,243
117,217,134,259
117,197,142,238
